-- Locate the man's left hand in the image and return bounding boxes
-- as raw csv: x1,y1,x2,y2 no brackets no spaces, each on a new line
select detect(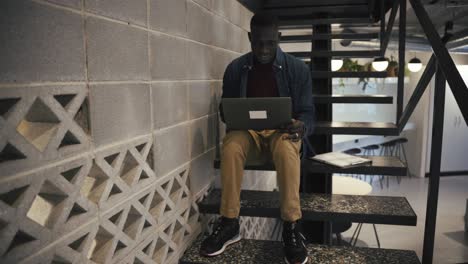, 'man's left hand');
280,119,305,142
